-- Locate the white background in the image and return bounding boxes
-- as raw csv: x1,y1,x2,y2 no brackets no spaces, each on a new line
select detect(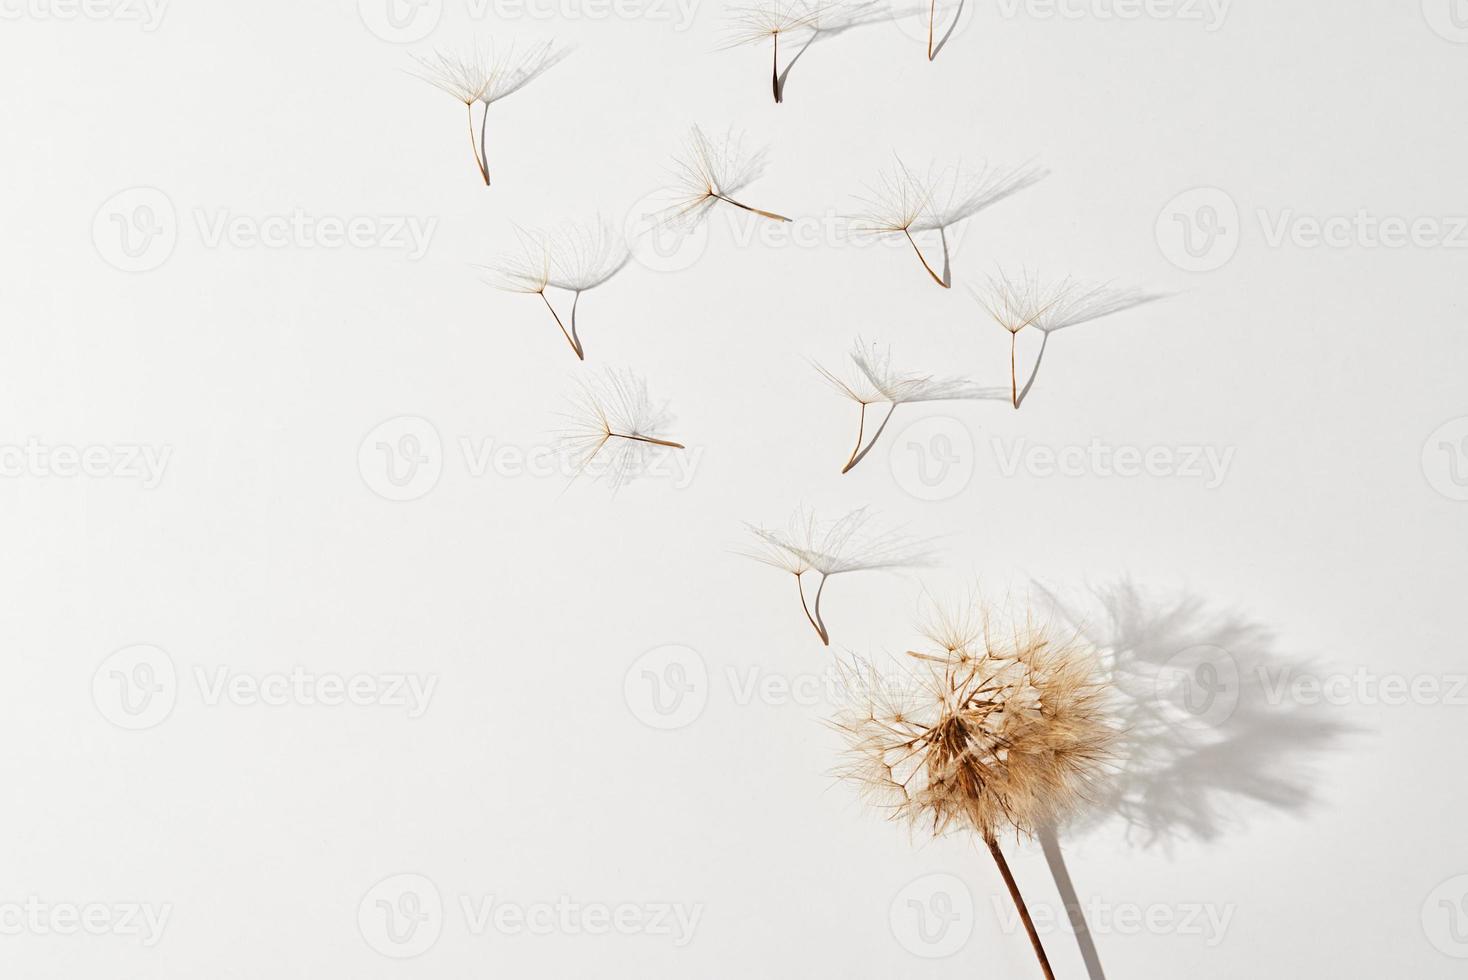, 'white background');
2,0,1467,976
